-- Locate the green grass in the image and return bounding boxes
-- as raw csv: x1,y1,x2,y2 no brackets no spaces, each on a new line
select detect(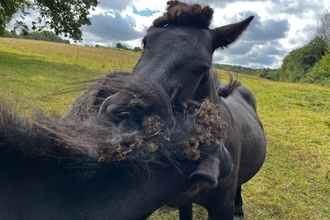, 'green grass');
1,38,329,219
0,38,140,115
234,76,330,219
